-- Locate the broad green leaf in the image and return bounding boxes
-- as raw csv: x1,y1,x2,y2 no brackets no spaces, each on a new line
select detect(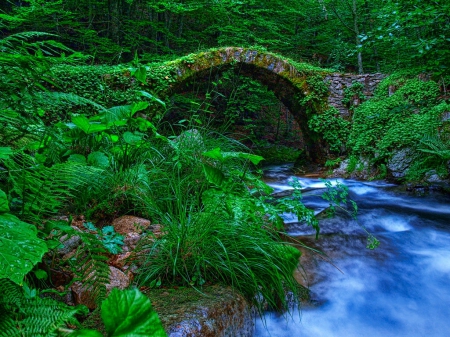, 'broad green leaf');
203,148,264,165
203,164,225,187
68,154,87,164
202,147,224,162
123,131,143,145
102,105,132,123
131,101,149,114
88,151,110,169
132,65,147,84
221,151,264,165
72,115,109,134
0,214,48,285
100,102,148,124
138,91,166,108
101,288,167,337
0,147,13,160
0,189,9,214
